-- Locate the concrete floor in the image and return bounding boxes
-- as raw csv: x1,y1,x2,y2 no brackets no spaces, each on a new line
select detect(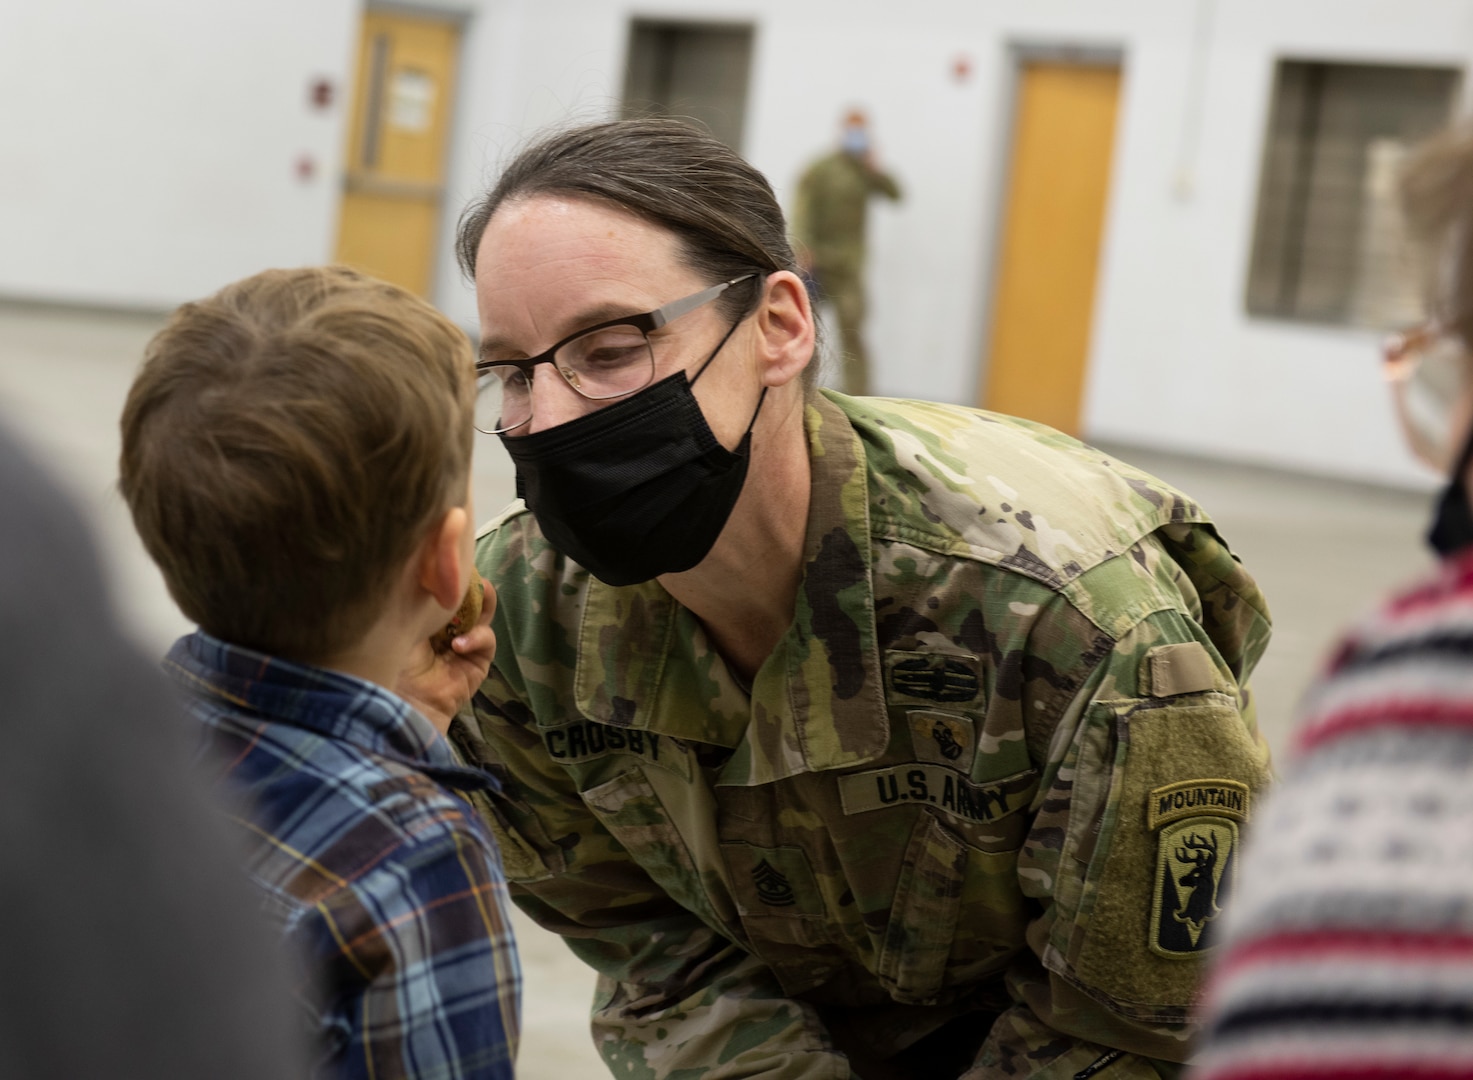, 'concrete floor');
0,300,1438,1078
